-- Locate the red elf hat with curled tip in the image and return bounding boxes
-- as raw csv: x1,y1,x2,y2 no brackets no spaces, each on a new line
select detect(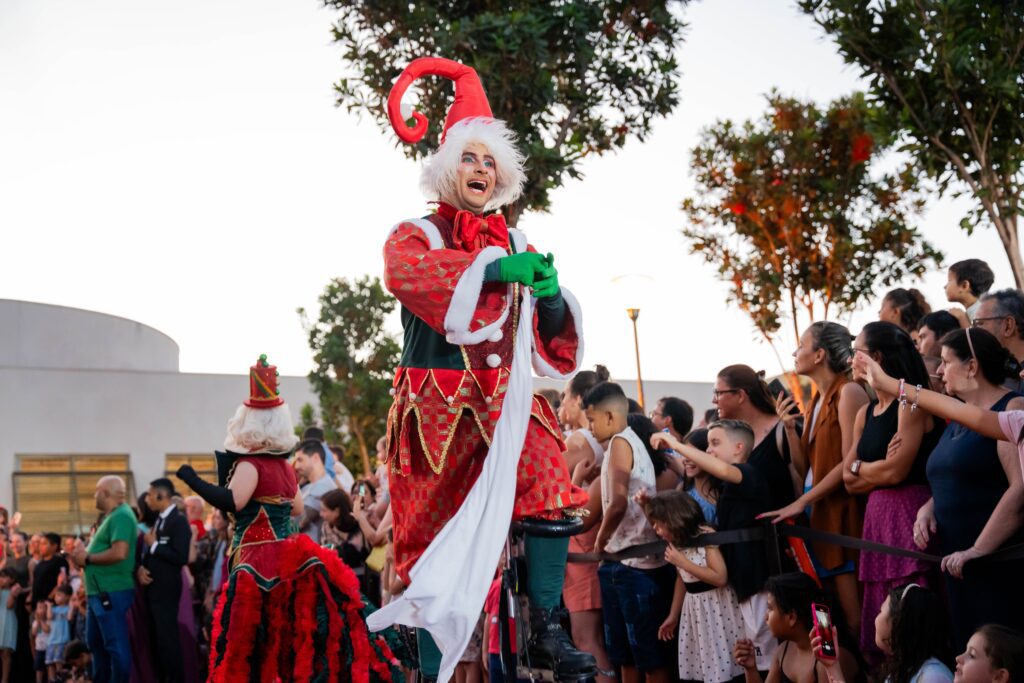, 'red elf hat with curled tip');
387,57,494,145
245,354,283,409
